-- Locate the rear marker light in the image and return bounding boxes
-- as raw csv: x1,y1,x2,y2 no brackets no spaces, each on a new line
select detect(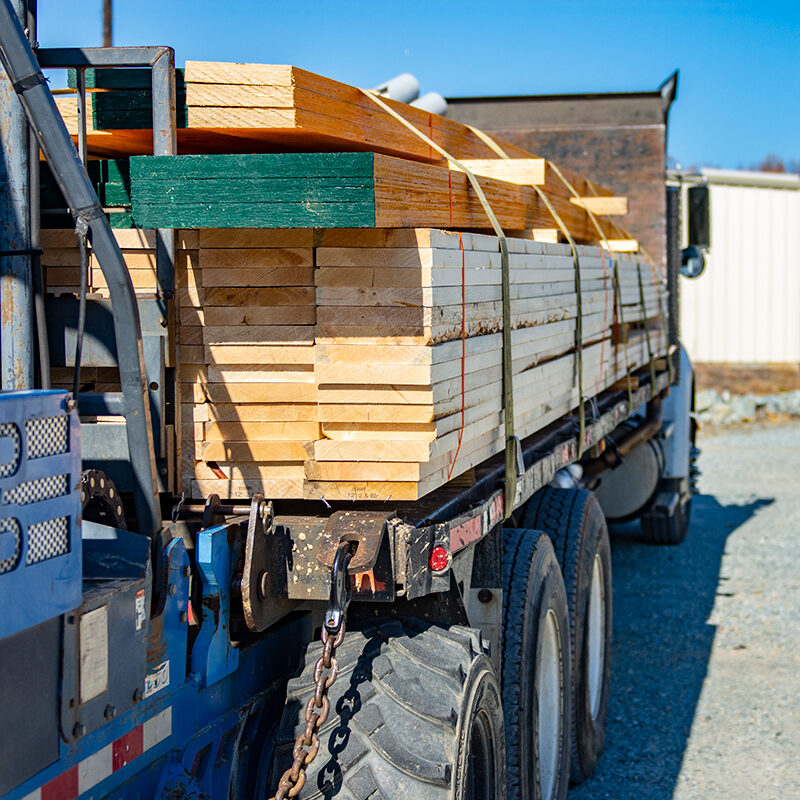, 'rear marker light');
429,545,450,572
